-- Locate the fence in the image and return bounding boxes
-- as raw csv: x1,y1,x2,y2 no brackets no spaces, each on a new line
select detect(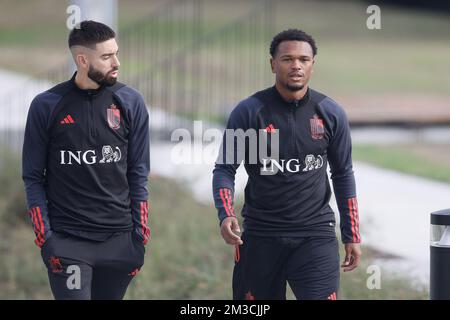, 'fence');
0,0,275,154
